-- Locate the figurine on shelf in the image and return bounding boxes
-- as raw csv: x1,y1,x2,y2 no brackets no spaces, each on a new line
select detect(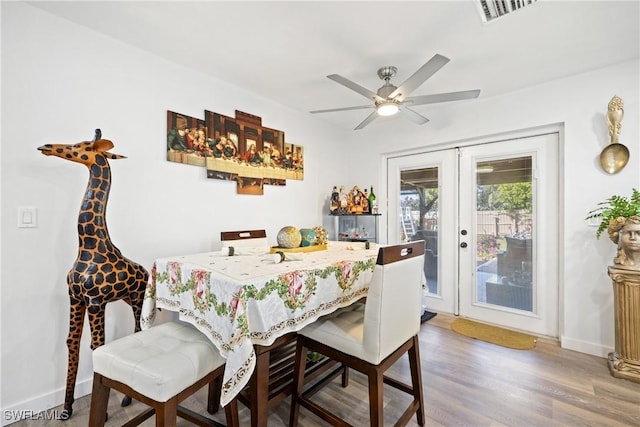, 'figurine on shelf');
363,188,371,213
330,186,339,214
338,186,348,215
347,185,369,214
360,193,370,212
